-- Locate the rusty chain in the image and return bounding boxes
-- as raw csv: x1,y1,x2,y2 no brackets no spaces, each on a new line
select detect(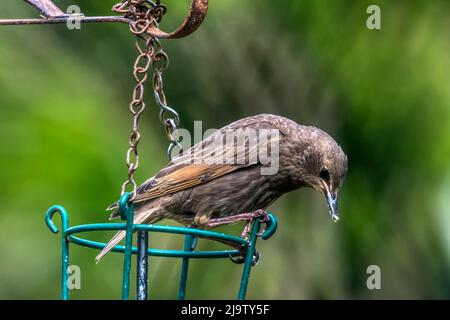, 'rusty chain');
113,0,182,200
152,38,183,159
